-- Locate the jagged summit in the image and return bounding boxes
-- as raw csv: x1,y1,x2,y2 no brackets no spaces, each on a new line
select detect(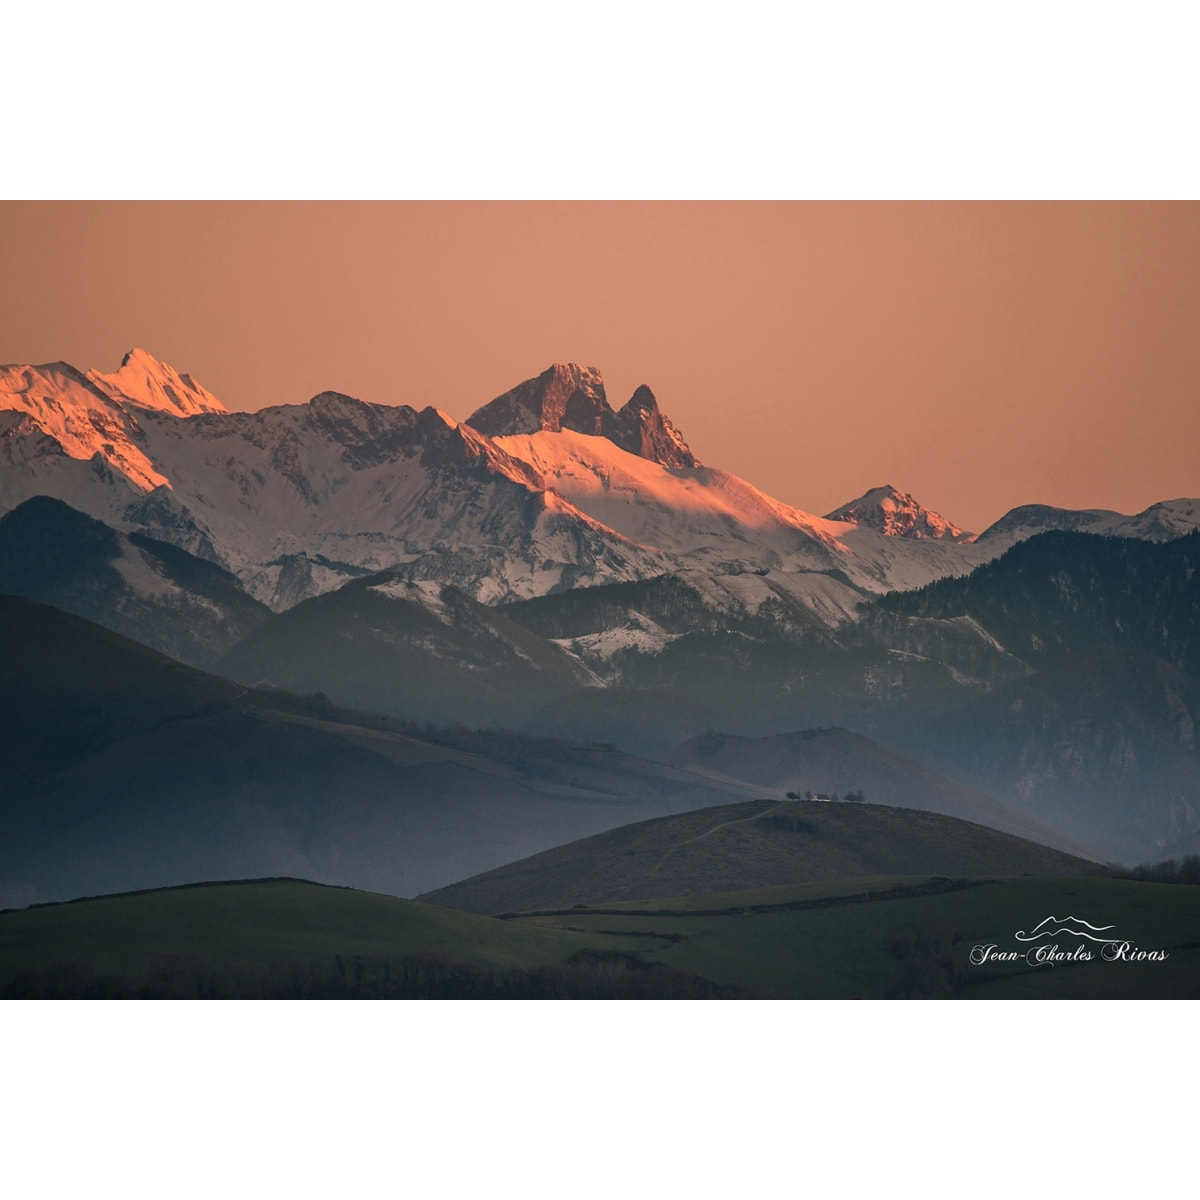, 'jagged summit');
467,363,610,438
12,348,1199,618
825,485,969,541
86,348,227,417
612,385,697,468
466,364,697,468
